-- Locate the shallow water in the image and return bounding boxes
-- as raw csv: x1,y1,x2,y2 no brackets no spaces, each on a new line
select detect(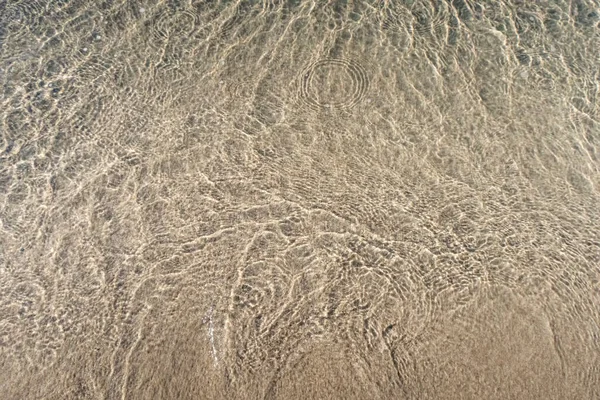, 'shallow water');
1,1,599,399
